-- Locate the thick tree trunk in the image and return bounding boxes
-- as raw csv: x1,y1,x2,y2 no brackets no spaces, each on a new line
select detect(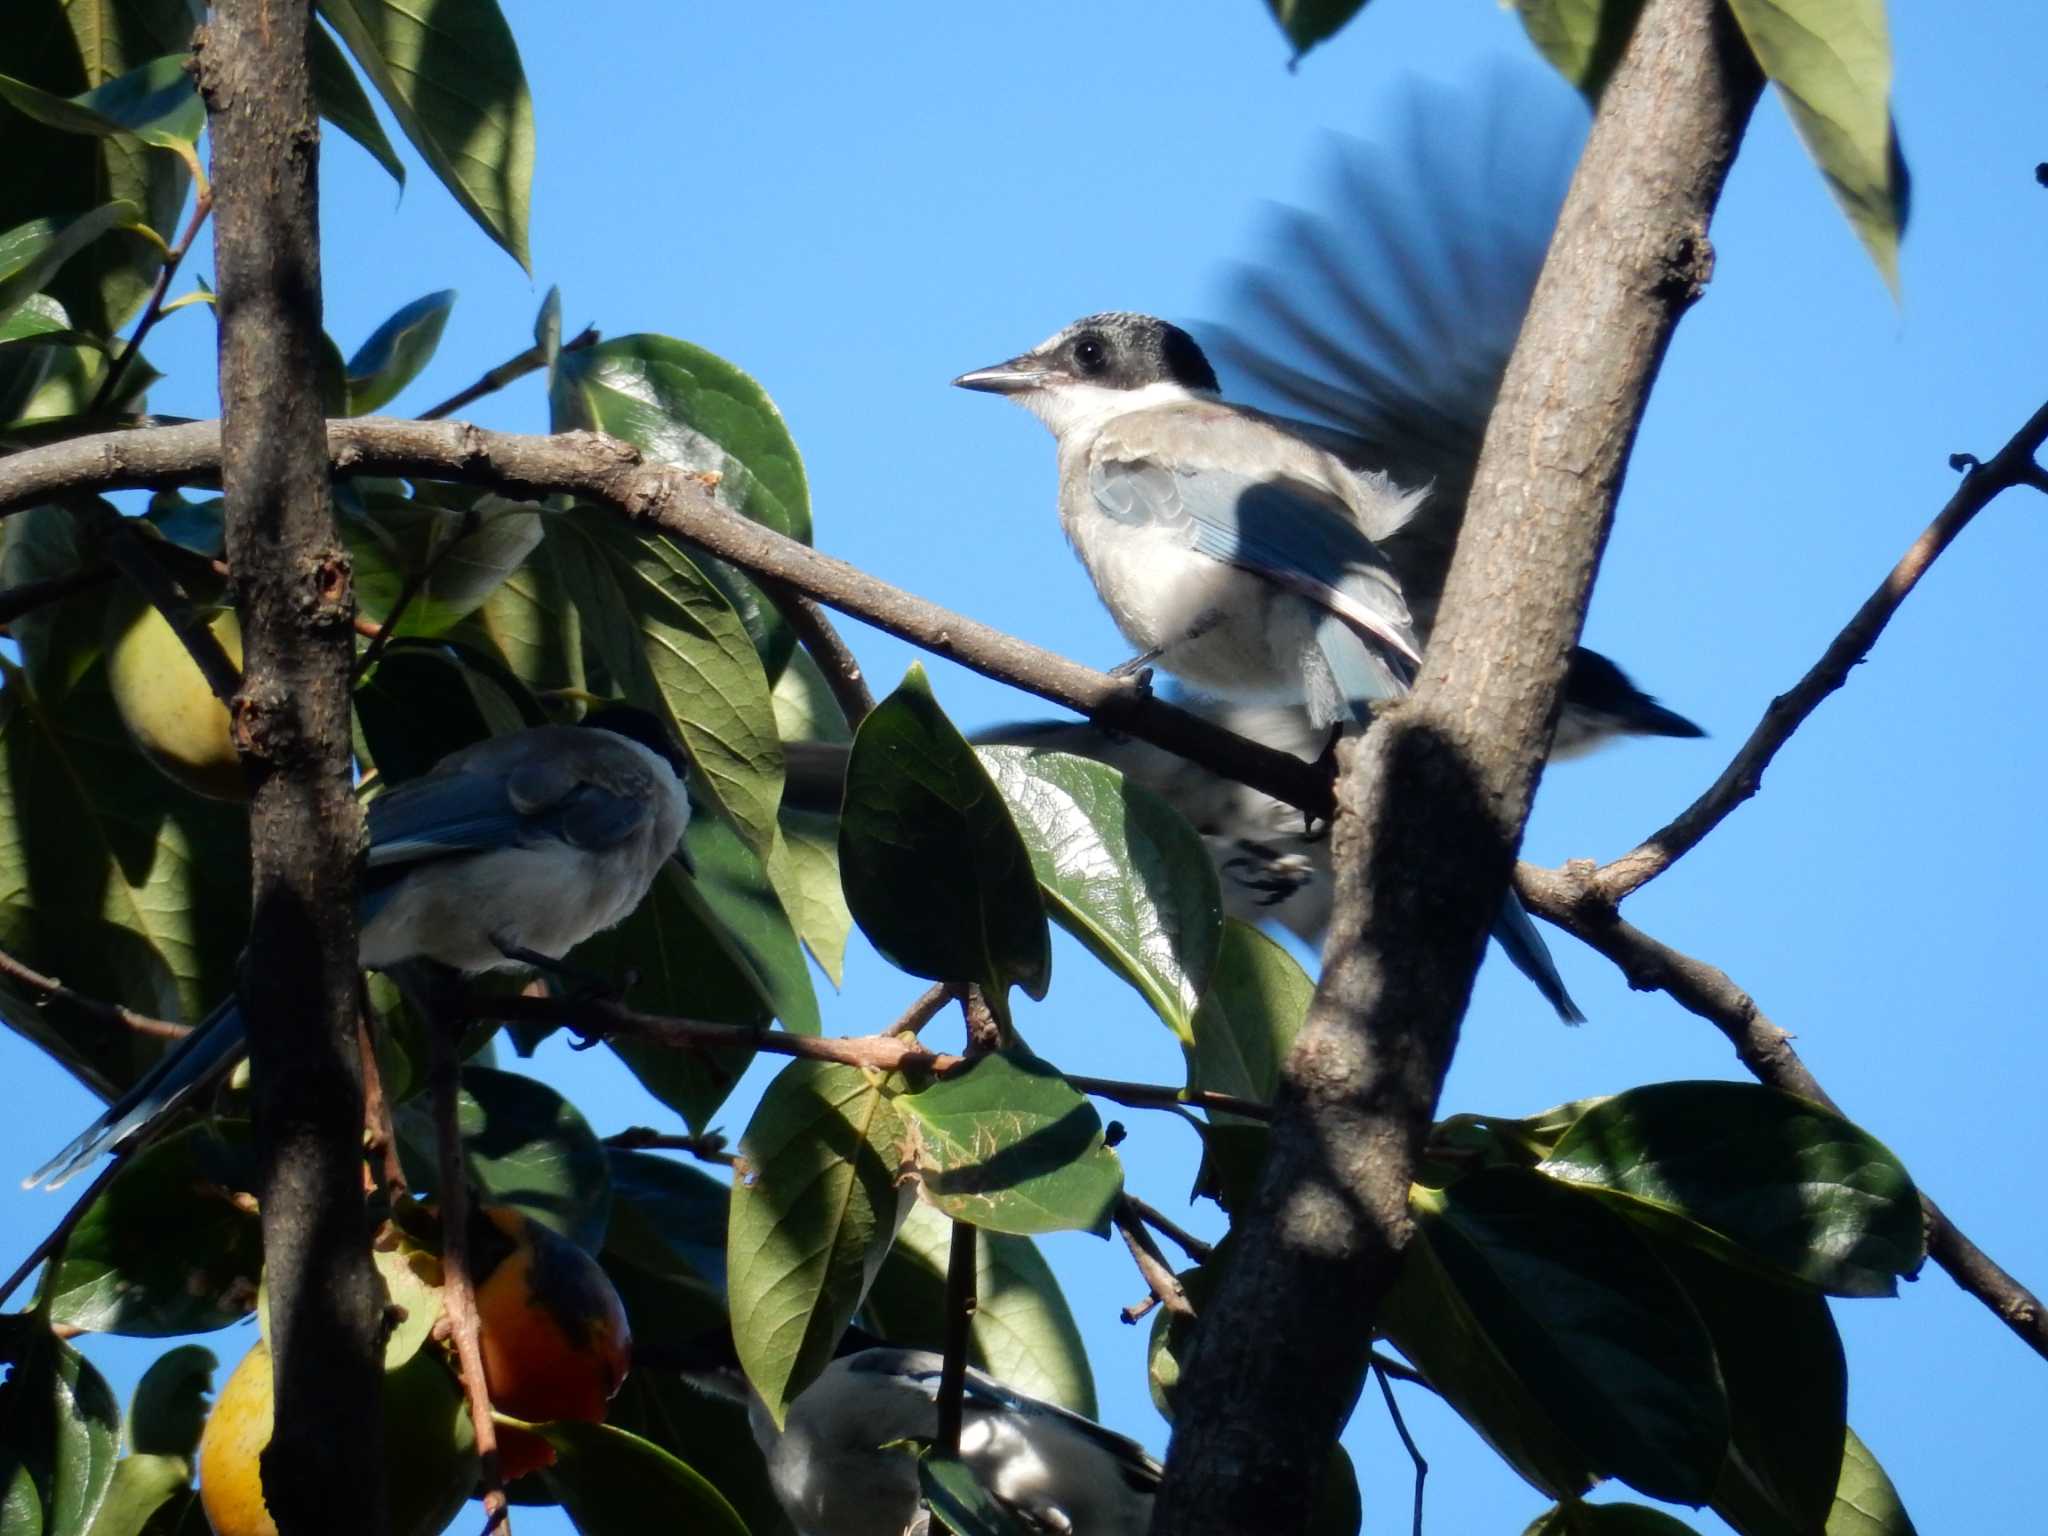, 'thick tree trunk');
194,6,386,1533
1148,4,1763,1532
